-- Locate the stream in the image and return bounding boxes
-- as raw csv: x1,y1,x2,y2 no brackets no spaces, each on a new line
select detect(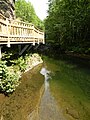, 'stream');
0,56,90,120
28,67,66,120
37,56,90,120
38,68,66,120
